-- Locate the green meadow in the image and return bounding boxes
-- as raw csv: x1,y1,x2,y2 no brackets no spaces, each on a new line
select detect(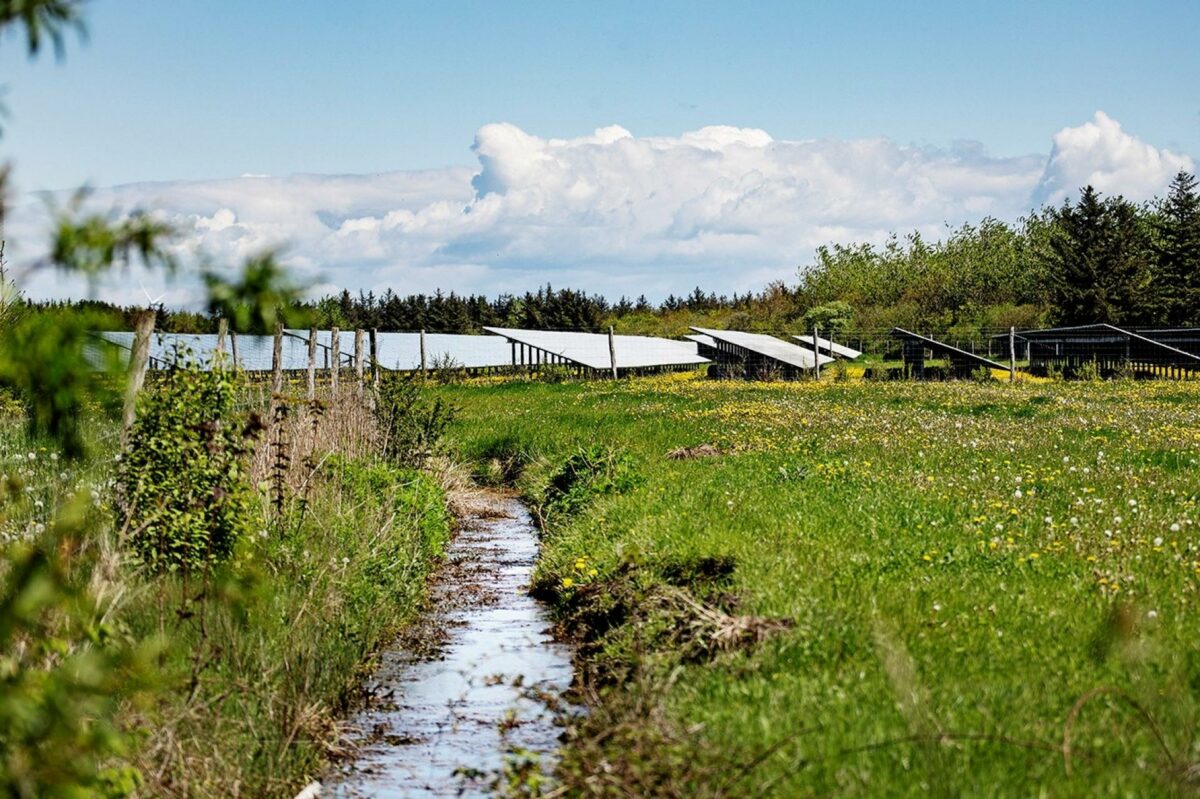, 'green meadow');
441,374,1200,797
